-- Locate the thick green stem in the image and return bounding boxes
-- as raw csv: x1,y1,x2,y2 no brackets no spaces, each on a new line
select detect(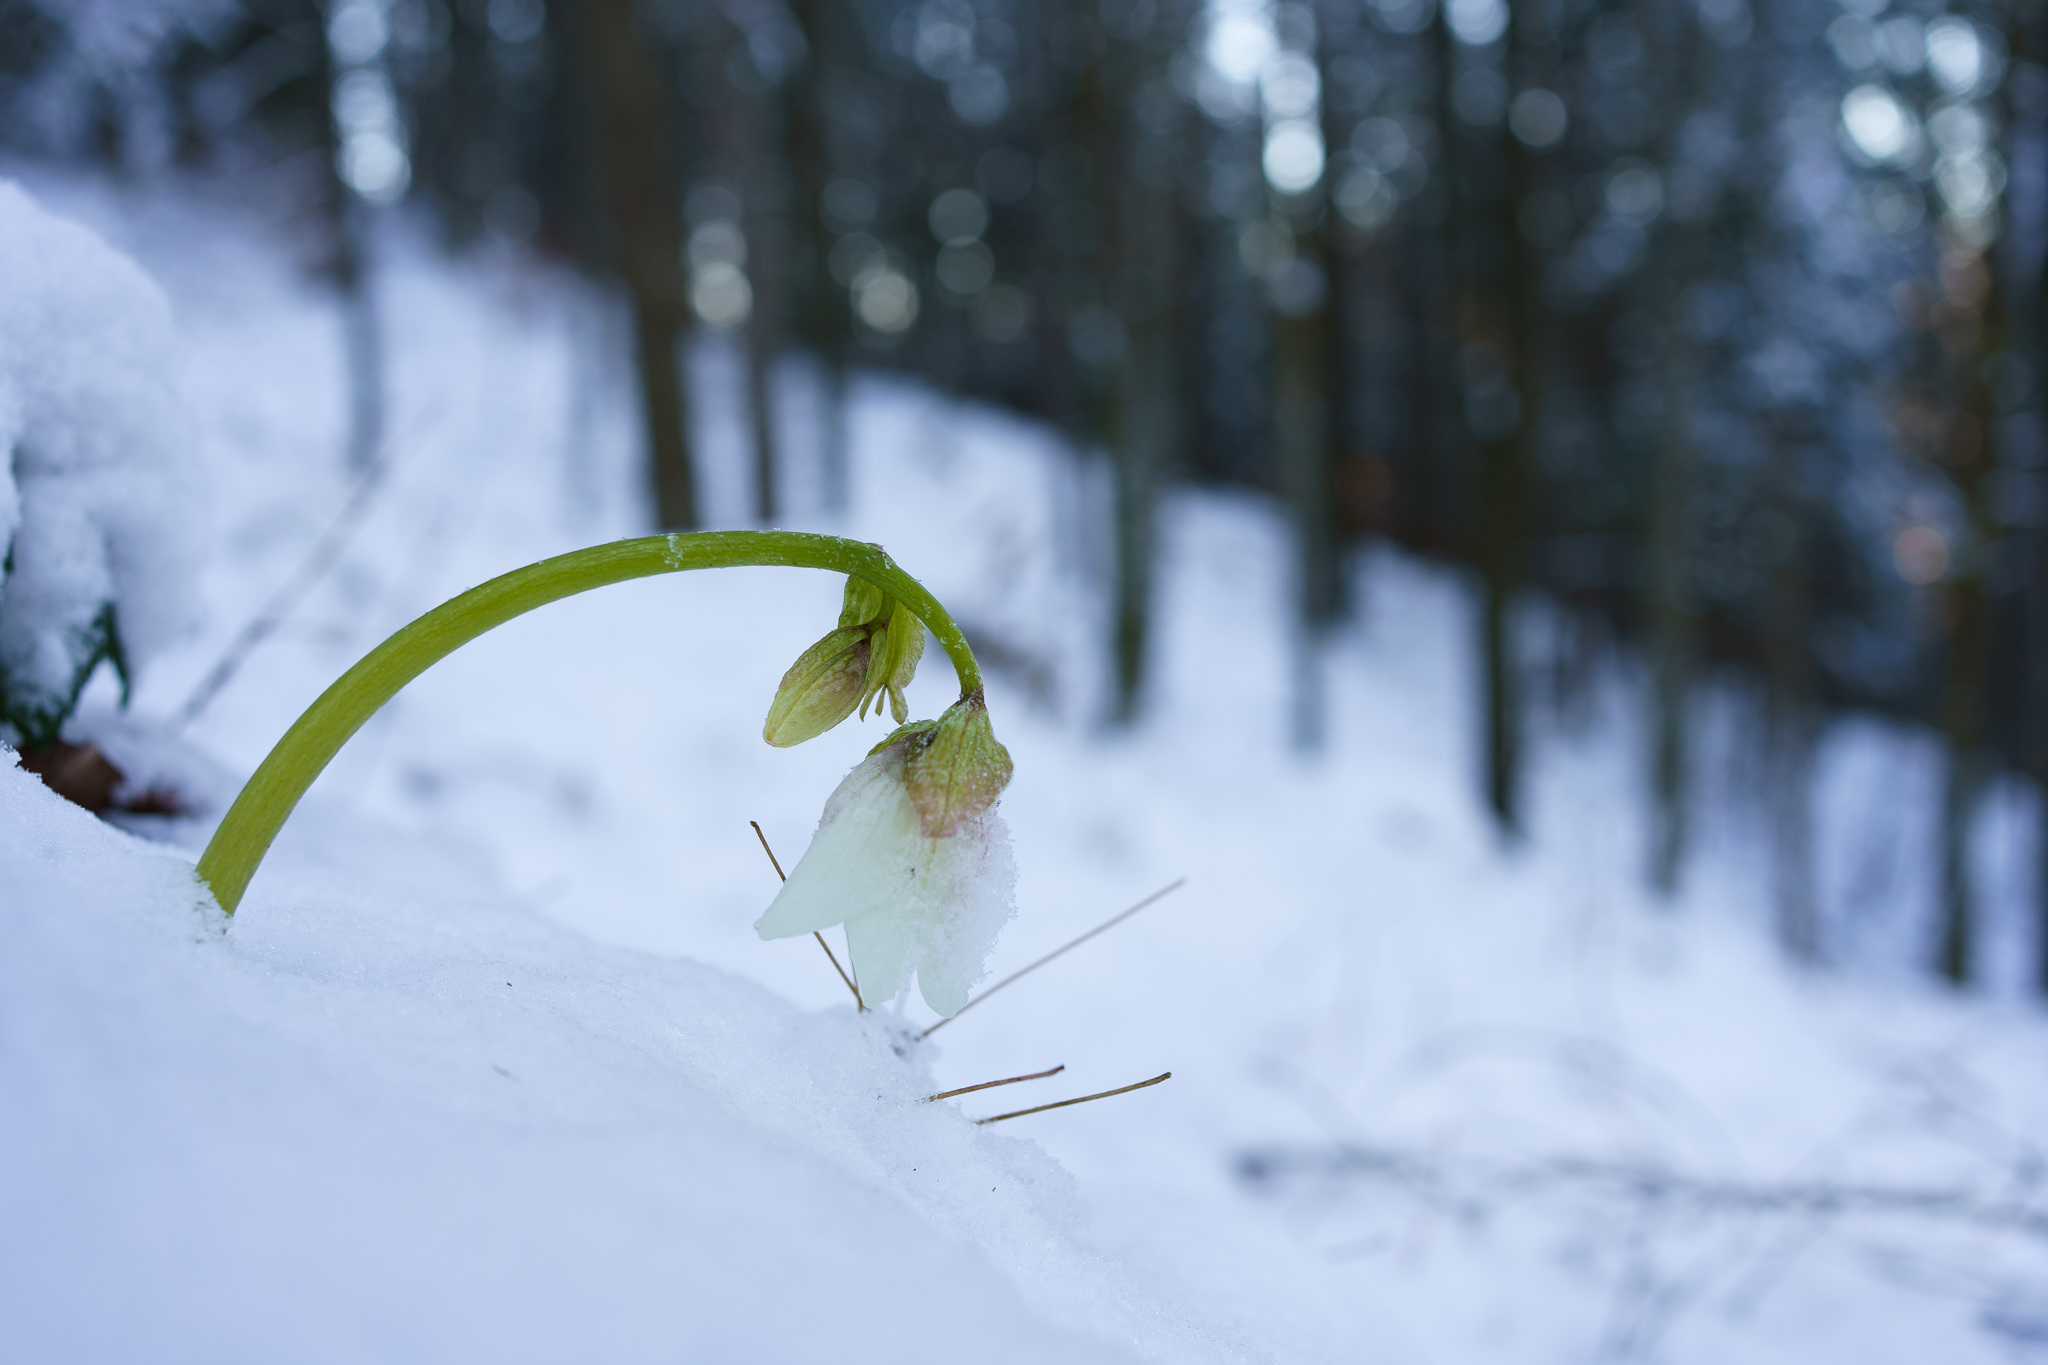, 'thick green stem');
195,532,983,916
